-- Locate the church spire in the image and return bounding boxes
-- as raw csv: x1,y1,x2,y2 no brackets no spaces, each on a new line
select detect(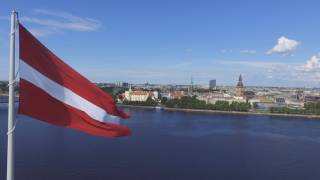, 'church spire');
235,74,245,97
236,74,244,88
239,74,242,82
